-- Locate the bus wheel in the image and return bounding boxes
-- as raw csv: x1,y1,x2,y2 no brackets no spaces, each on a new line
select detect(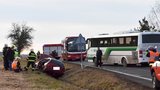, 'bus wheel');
152,72,160,90
122,58,127,67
